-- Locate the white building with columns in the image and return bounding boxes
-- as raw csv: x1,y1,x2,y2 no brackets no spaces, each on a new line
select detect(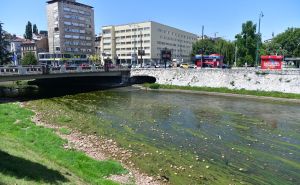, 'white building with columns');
101,21,198,65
